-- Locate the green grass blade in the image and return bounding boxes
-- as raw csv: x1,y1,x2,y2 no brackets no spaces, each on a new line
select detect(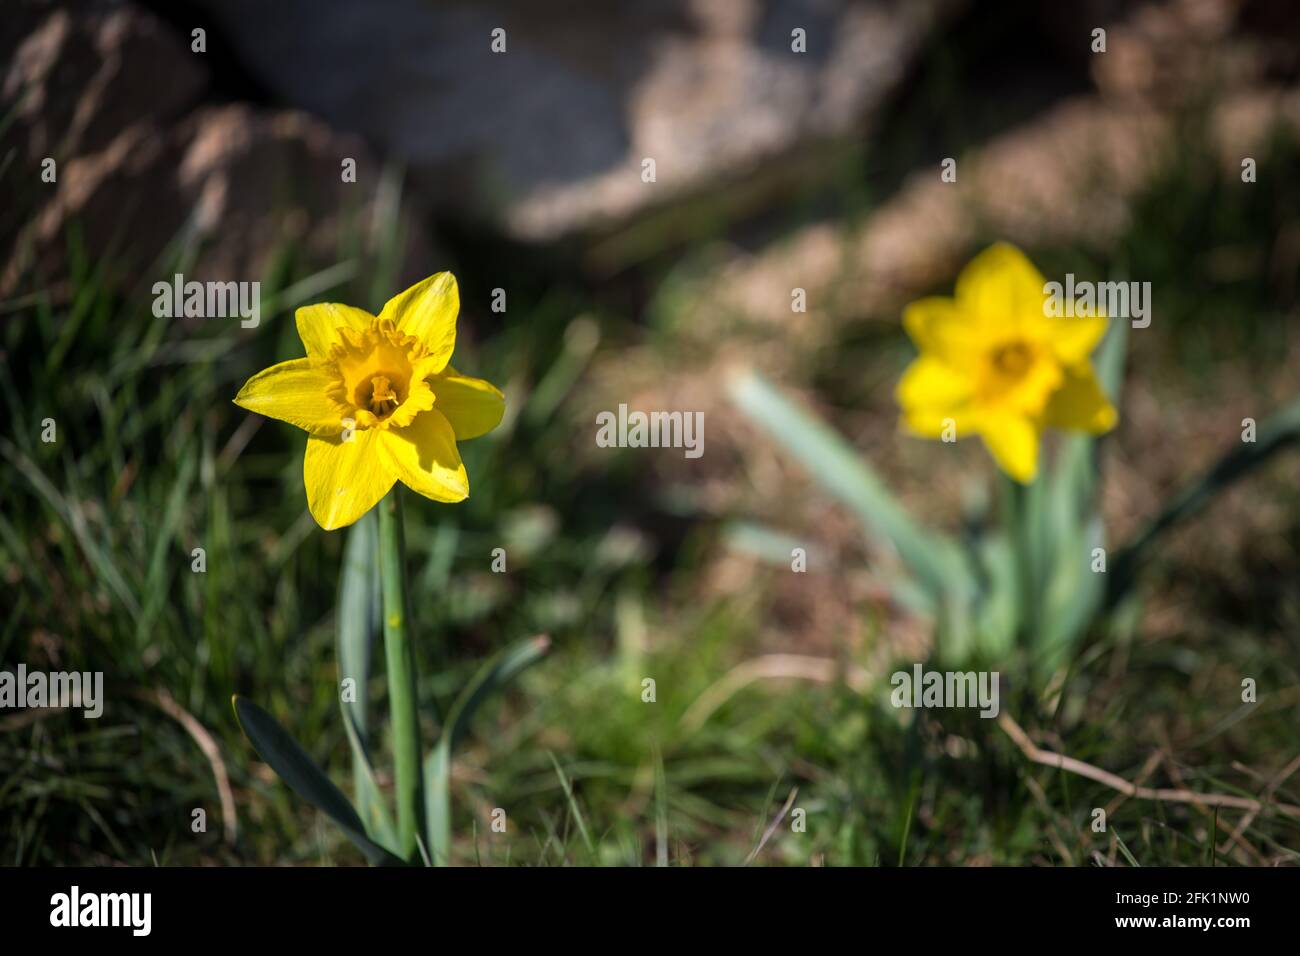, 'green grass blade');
0,438,141,620
548,751,596,859
135,451,196,647
653,745,668,867
1114,830,1141,867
